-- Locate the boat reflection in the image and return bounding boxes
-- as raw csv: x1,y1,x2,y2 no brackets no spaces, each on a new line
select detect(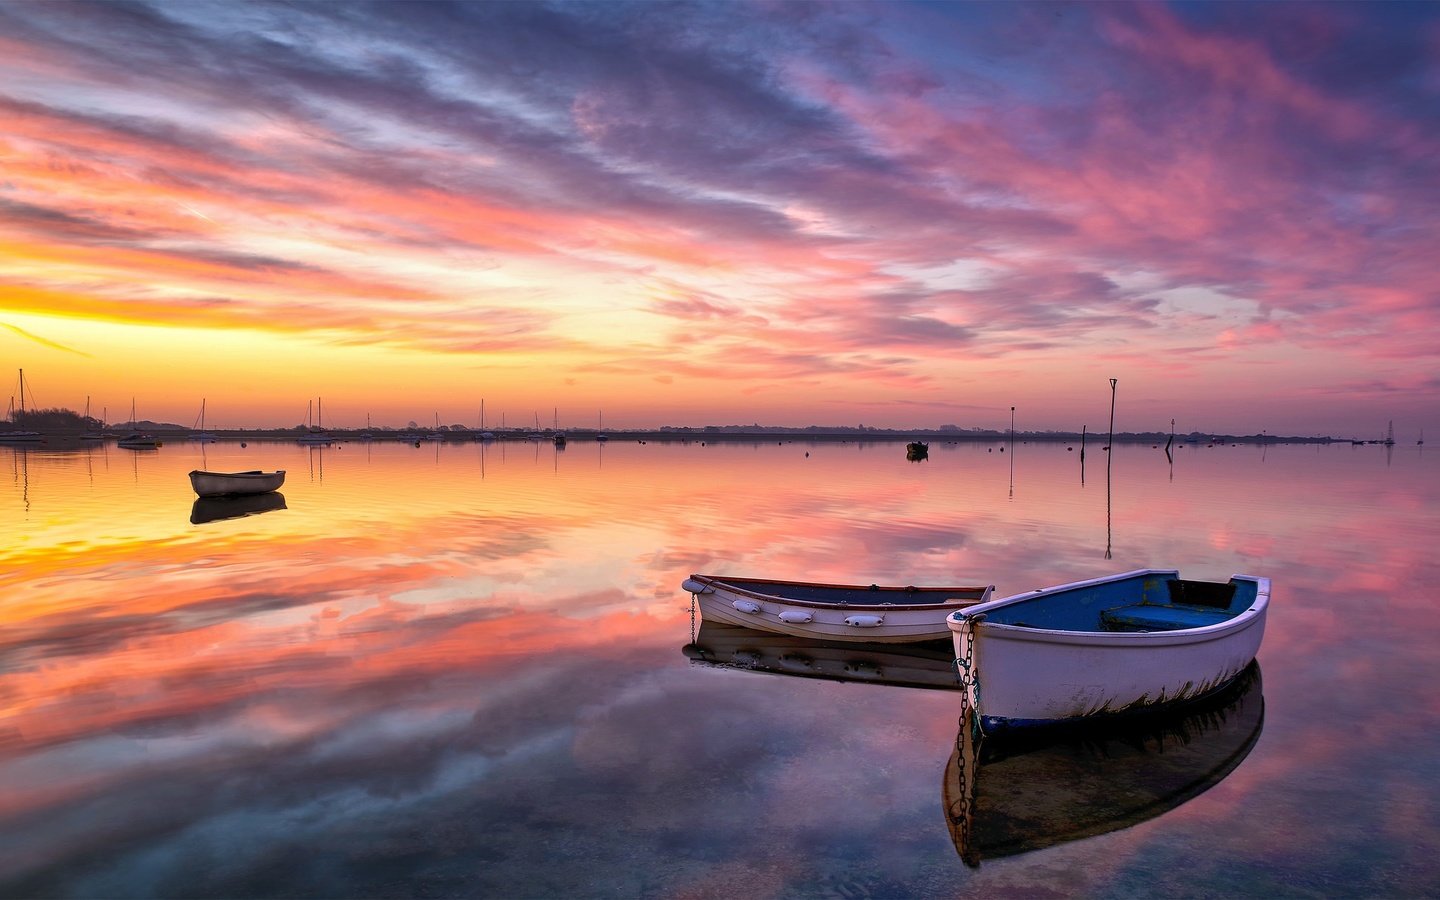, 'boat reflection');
683,621,961,690
943,661,1263,867
189,491,288,525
